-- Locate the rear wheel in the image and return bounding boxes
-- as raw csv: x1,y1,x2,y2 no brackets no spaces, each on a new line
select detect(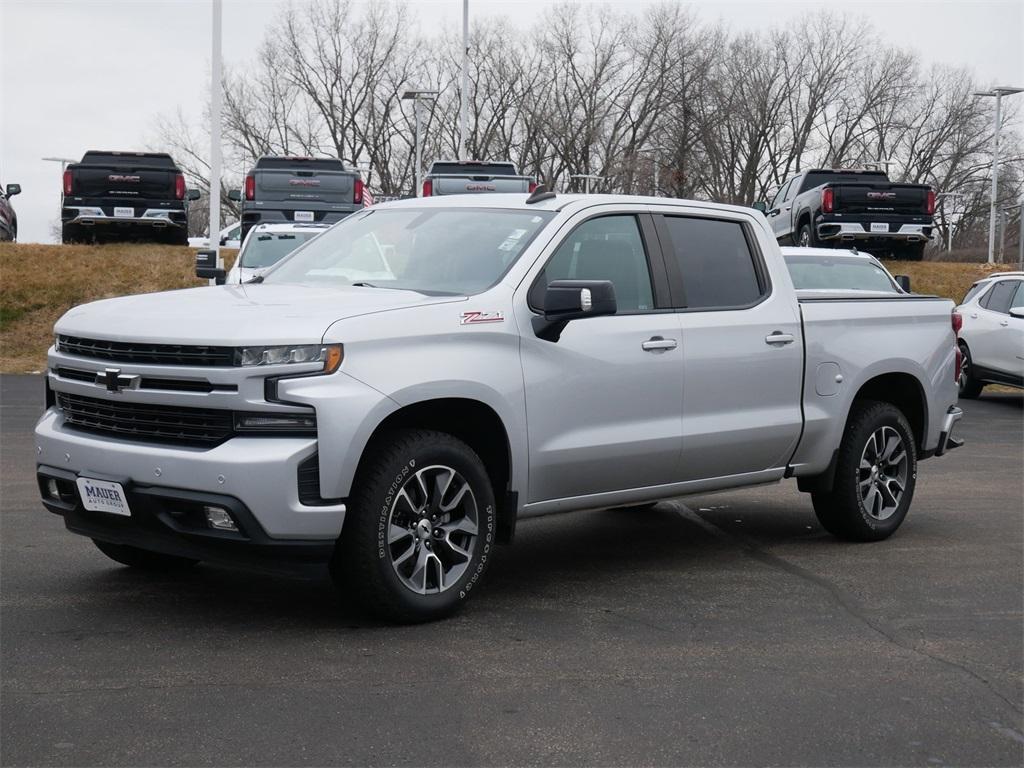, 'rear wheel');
958,341,984,398
811,400,917,542
332,429,497,623
797,222,815,247
92,540,199,571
